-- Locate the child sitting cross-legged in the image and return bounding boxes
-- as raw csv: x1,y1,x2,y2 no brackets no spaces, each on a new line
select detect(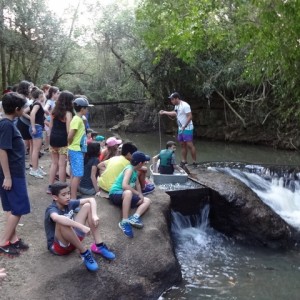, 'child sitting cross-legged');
109,151,151,238
44,182,115,272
